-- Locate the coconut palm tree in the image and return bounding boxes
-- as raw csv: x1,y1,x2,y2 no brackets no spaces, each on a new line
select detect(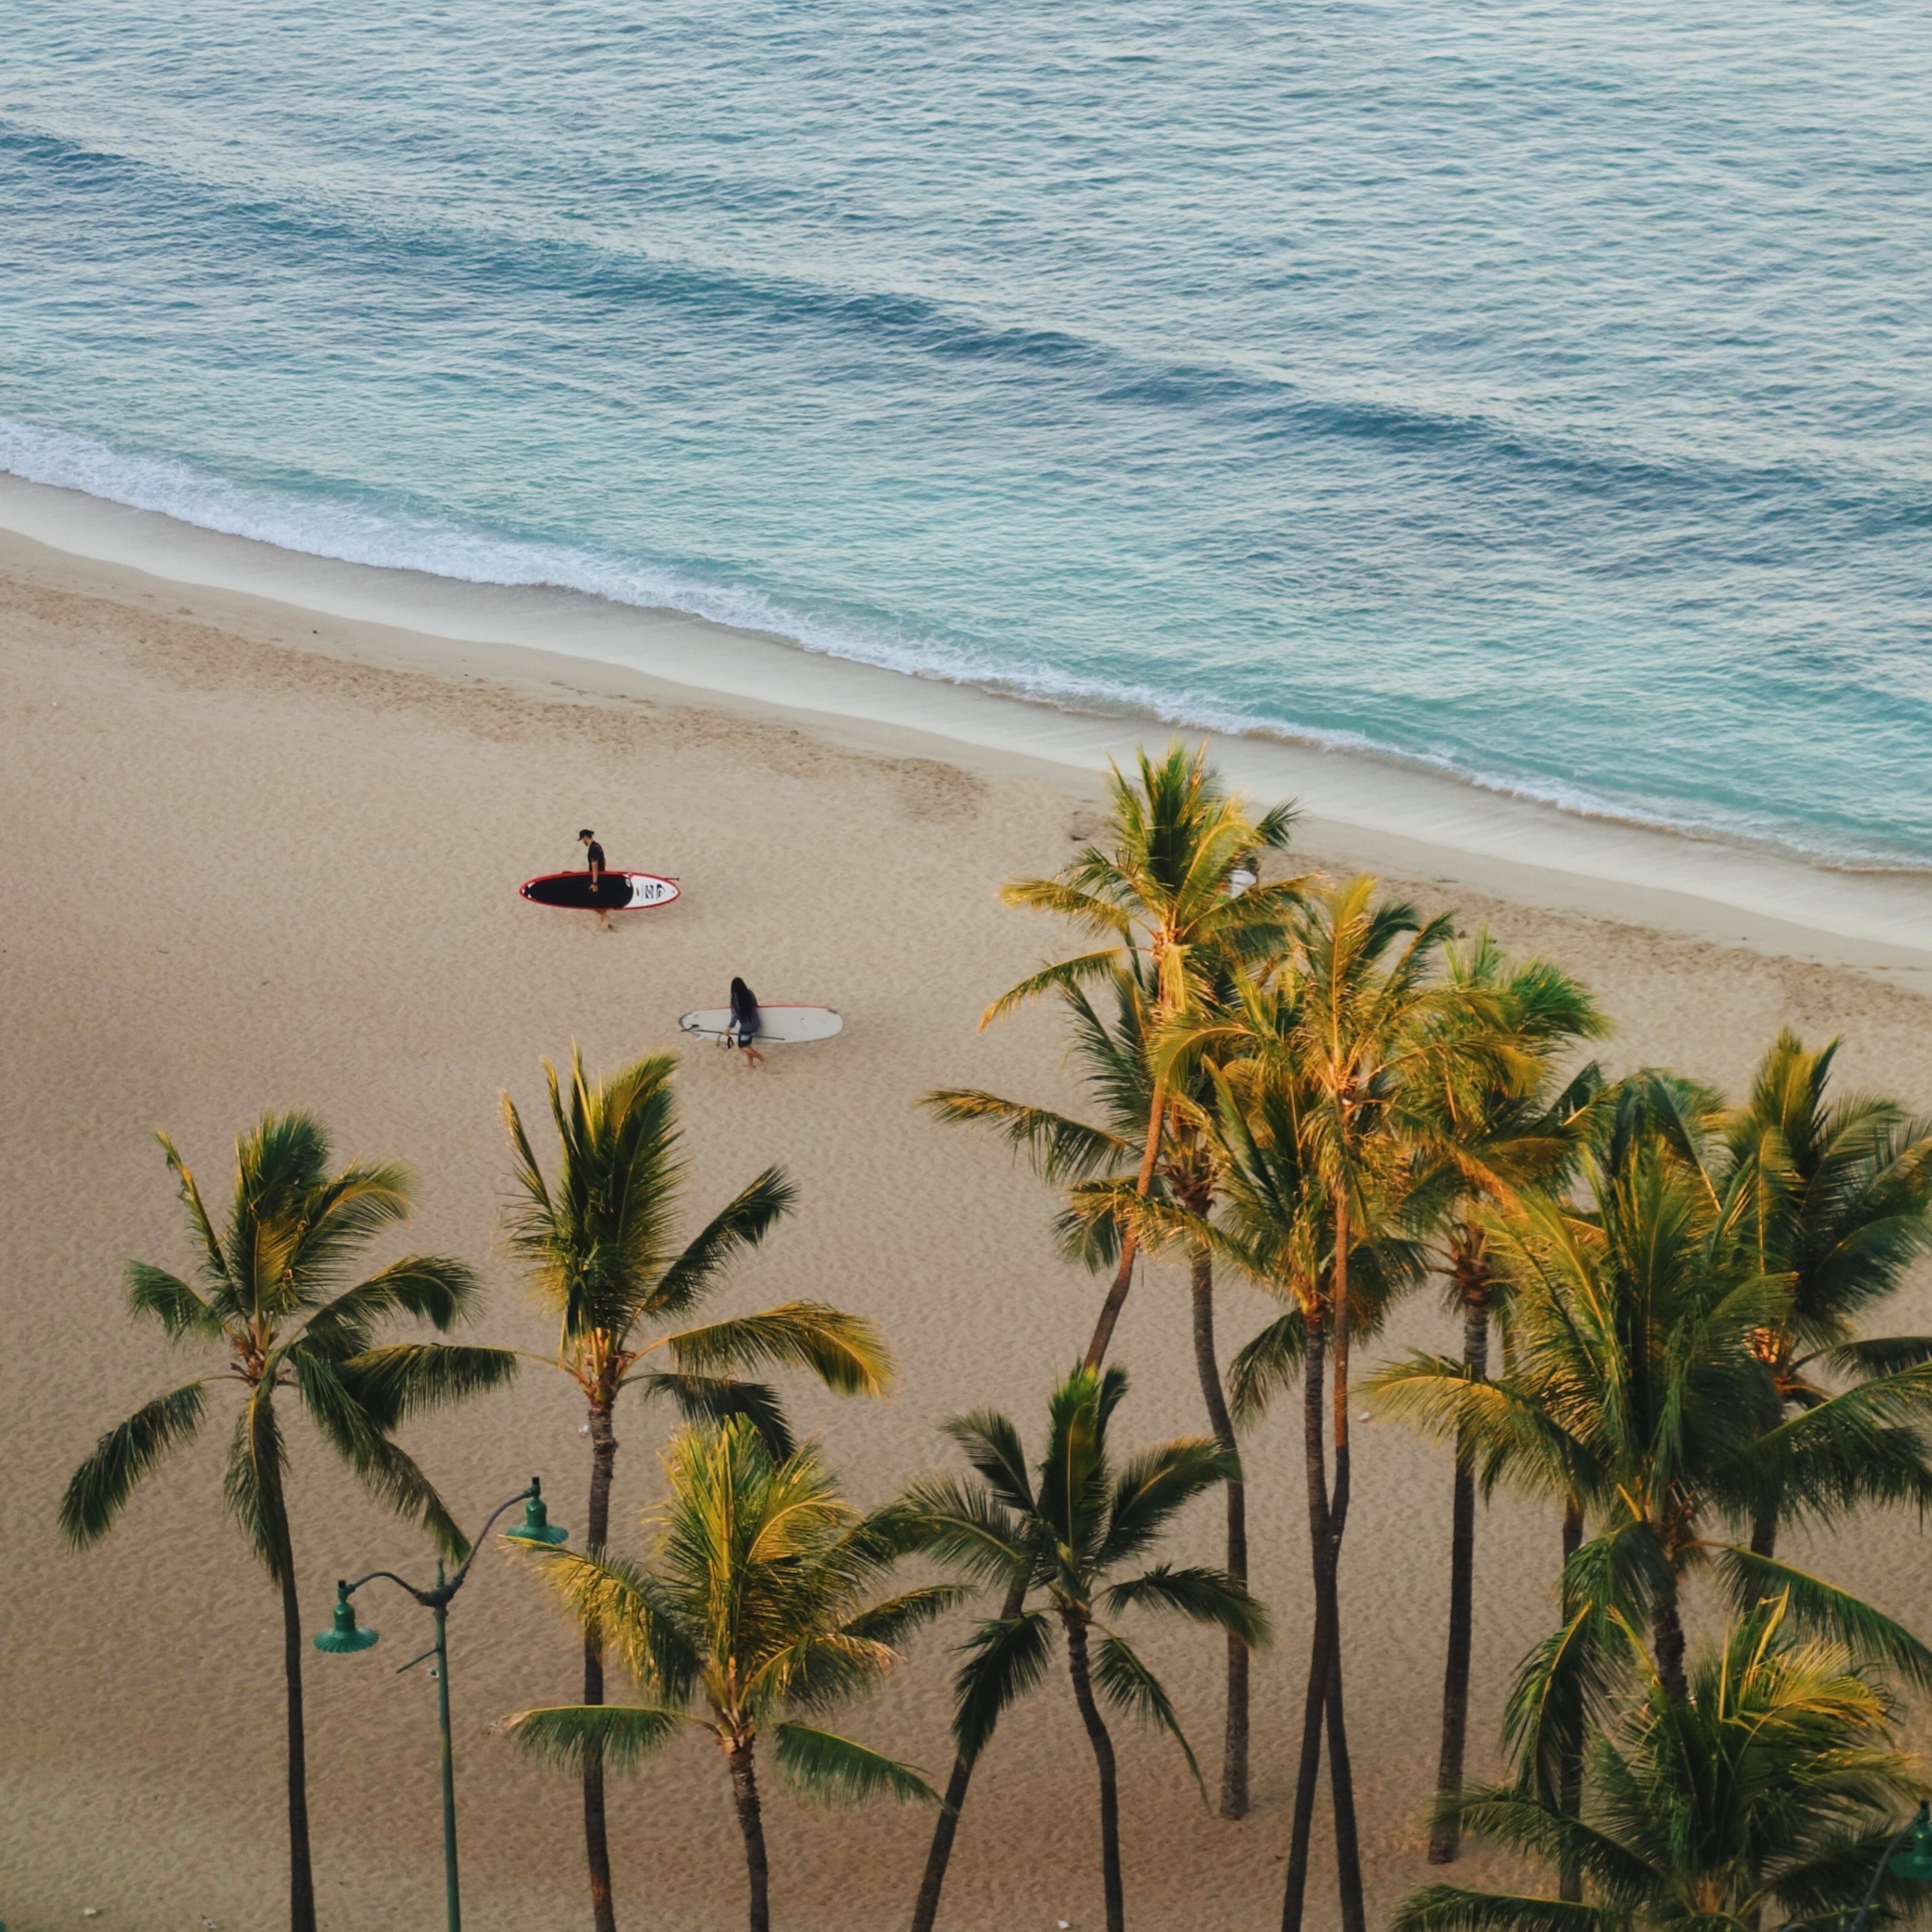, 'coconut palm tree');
1375,1076,1932,1856
1158,878,1524,1932
503,1046,891,1932
1395,1596,1929,1932
1404,935,1606,1863
983,740,1300,1366
1722,1029,1932,1557
925,957,1261,1821
505,1417,951,1932
900,1364,1268,1932
60,1114,514,1932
